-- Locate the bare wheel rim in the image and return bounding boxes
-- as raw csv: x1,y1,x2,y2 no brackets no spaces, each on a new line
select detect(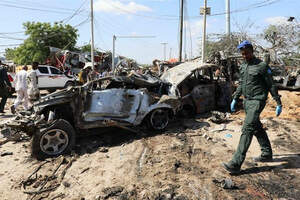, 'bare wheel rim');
150,109,169,130
40,129,69,155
